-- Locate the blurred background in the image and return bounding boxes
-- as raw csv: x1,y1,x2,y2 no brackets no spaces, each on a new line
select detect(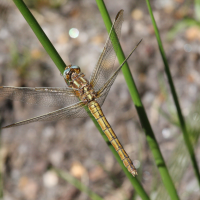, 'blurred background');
0,0,200,199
